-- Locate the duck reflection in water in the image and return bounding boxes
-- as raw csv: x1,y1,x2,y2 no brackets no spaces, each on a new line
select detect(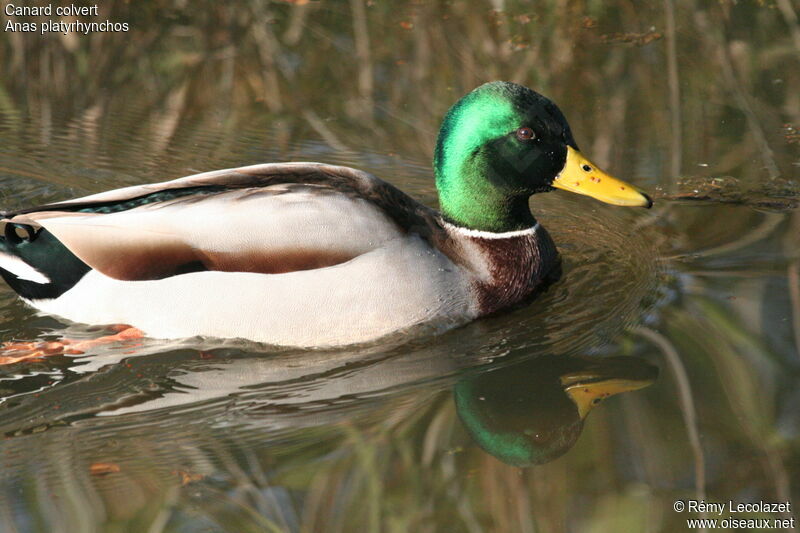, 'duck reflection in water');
454,354,658,466
0,327,658,475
